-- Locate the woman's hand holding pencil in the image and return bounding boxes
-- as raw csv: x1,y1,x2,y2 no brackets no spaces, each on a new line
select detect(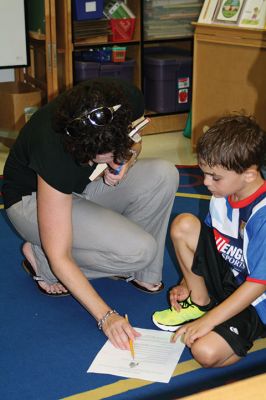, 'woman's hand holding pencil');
101,311,140,350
